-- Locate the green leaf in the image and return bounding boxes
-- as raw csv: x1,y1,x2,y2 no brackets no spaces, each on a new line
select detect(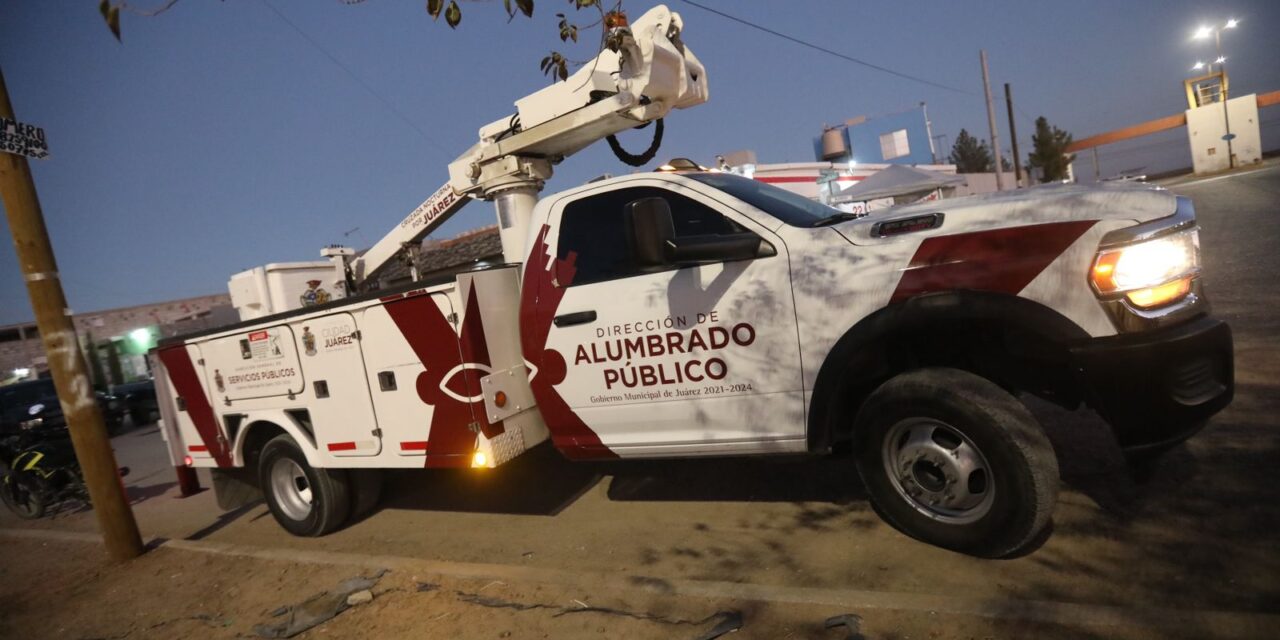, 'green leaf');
107,6,121,42
503,0,514,18
576,0,596,8
558,60,568,81
515,0,533,18
99,0,110,21
427,0,443,20
444,0,461,28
